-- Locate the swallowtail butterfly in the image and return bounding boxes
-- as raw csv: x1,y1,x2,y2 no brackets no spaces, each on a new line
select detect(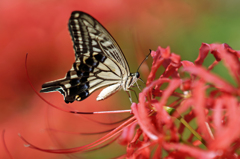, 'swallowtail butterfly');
40,11,140,103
